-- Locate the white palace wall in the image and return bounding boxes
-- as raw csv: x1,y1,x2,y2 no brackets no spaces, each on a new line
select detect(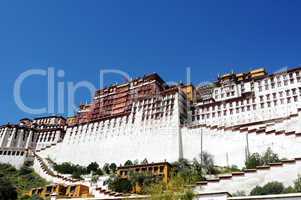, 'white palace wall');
182,107,301,168
39,94,183,167
182,127,247,167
